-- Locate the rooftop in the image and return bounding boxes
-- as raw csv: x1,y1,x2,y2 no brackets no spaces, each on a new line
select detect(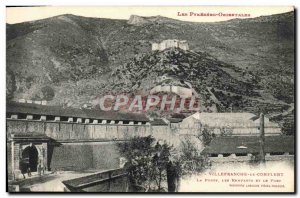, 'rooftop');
10,132,50,142
6,102,149,122
167,118,183,123
150,118,168,126
185,112,279,127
